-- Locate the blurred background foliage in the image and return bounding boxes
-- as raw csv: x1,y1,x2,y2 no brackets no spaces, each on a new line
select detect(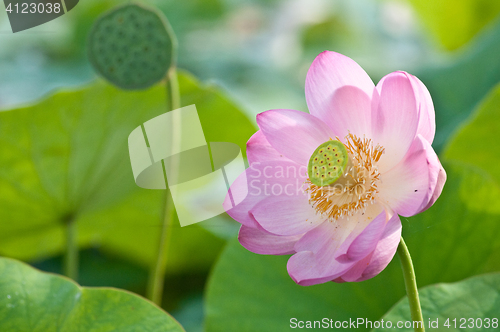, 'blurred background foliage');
1,0,500,331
